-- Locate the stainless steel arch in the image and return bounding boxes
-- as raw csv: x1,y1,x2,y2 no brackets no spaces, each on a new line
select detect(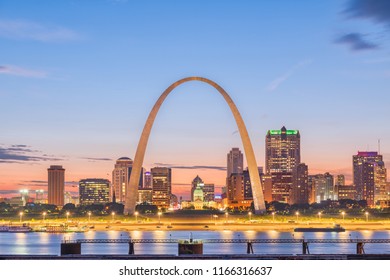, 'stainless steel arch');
126,77,266,214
